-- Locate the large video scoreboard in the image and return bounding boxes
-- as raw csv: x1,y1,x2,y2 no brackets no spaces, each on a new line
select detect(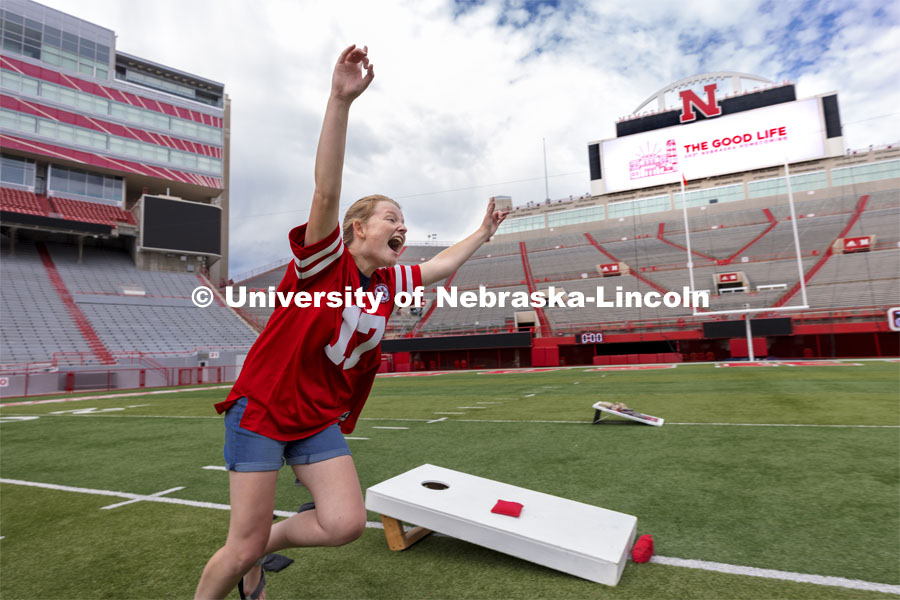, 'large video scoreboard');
138,195,221,256
588,75,844,195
